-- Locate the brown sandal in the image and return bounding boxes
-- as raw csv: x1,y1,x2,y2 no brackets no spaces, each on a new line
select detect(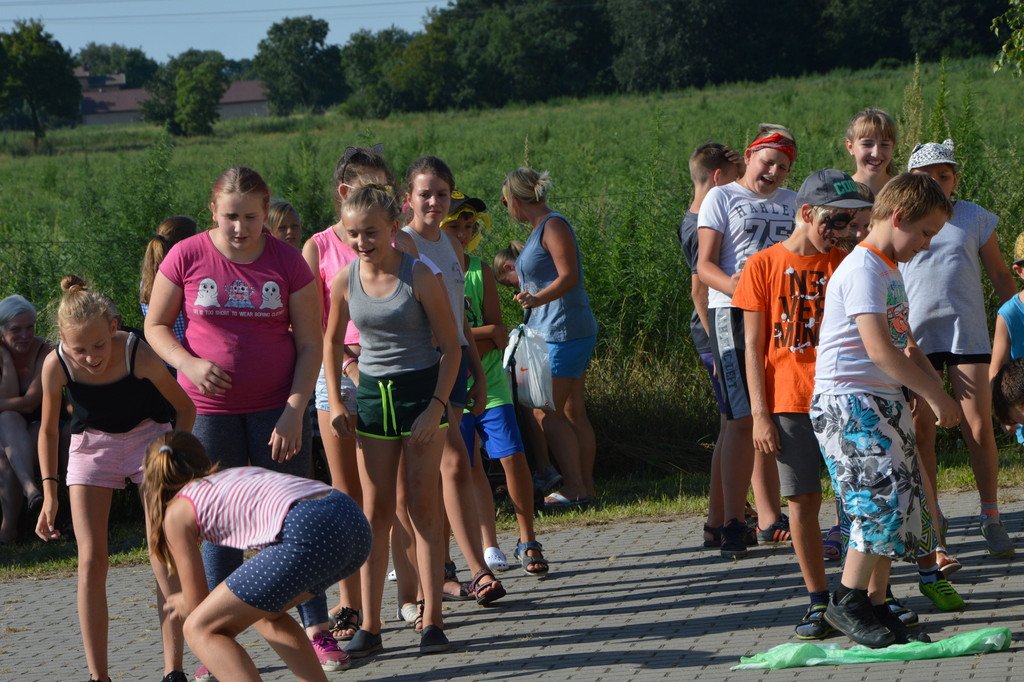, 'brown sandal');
468,568,506,606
